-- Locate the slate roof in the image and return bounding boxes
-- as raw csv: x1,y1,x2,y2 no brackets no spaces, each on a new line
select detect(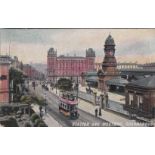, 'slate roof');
127,76,155,89
106,77,128,87
105,34,115,46
85,71,97,76
86,76,98,82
